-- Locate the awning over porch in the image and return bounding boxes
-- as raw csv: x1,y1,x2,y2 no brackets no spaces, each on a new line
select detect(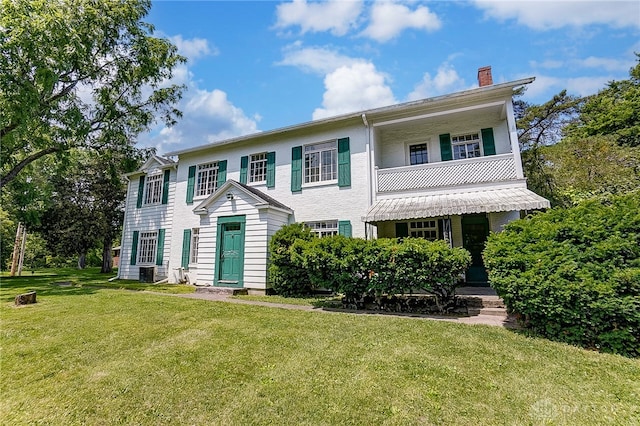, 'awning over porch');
362,187,550,222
